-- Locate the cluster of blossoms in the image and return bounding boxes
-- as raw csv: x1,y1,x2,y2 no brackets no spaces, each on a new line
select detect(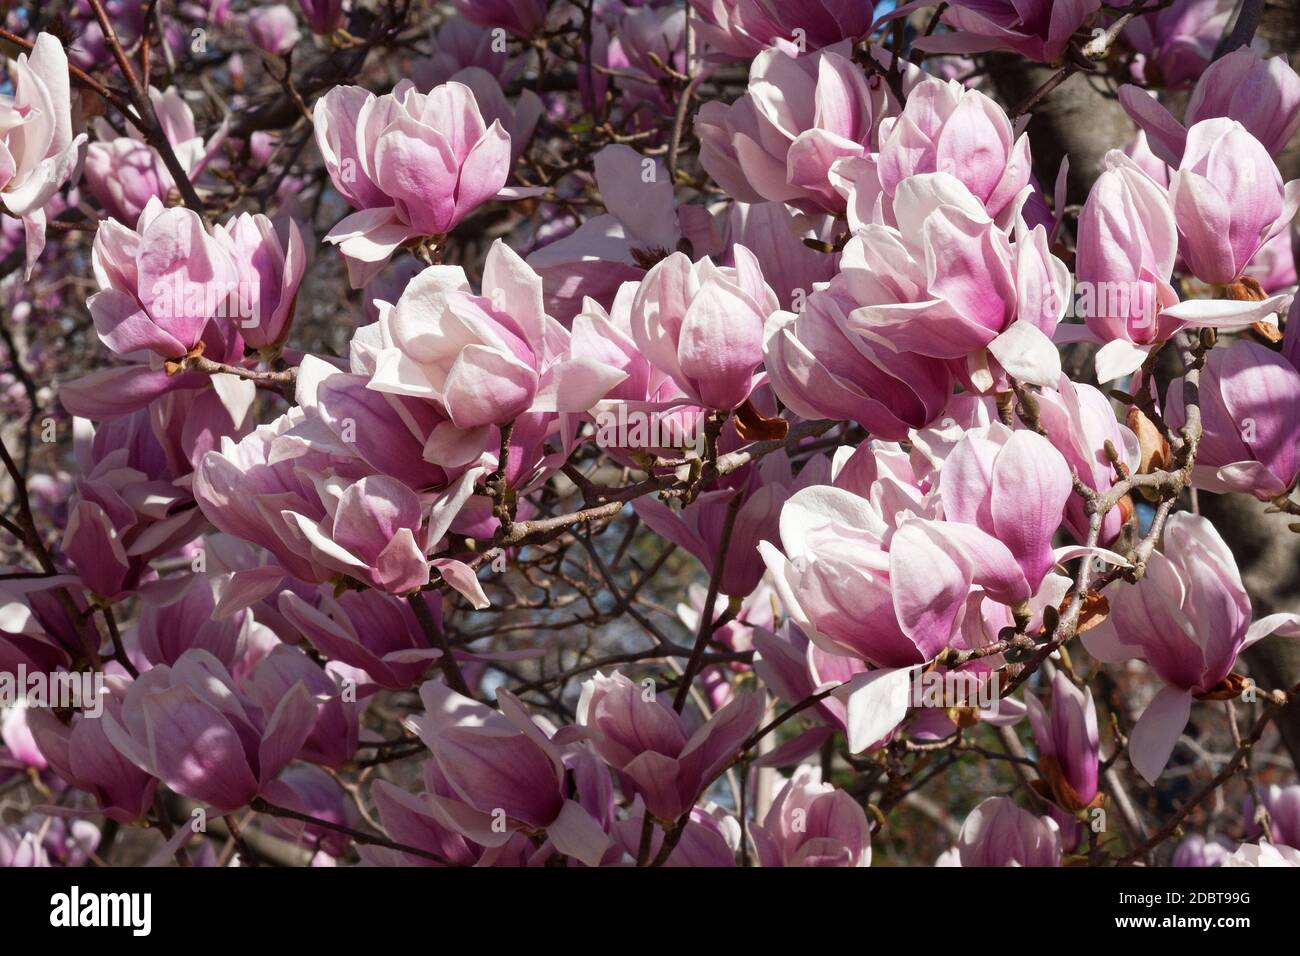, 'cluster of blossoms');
3,0,1300,873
